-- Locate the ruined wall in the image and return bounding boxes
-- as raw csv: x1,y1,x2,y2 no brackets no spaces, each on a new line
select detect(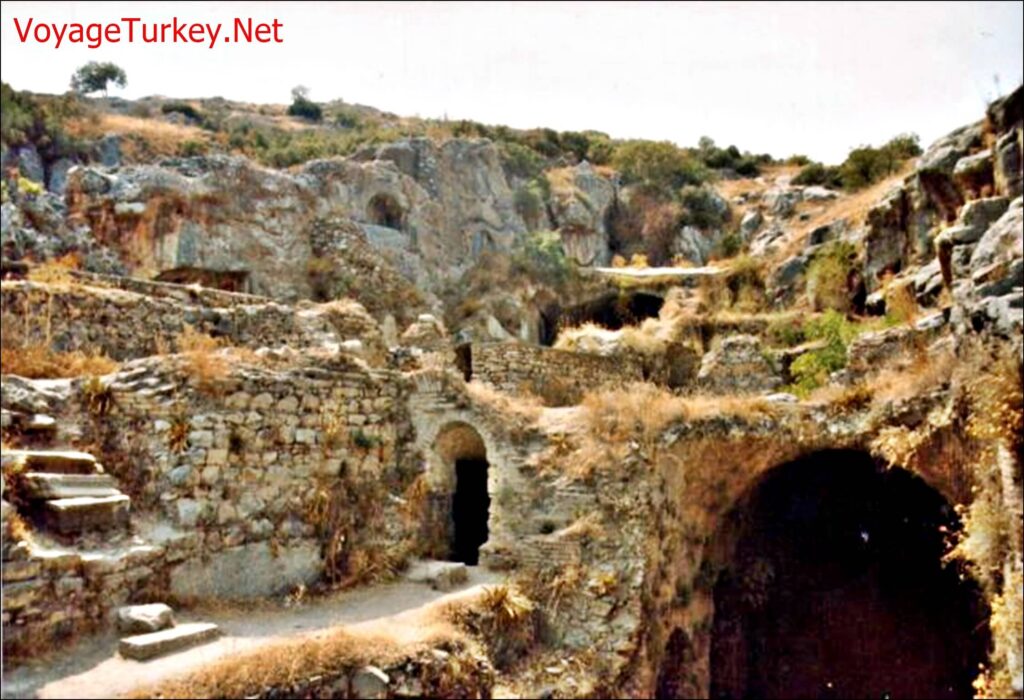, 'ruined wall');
2,354,420,657
0,280,387,364
471,343,645,405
